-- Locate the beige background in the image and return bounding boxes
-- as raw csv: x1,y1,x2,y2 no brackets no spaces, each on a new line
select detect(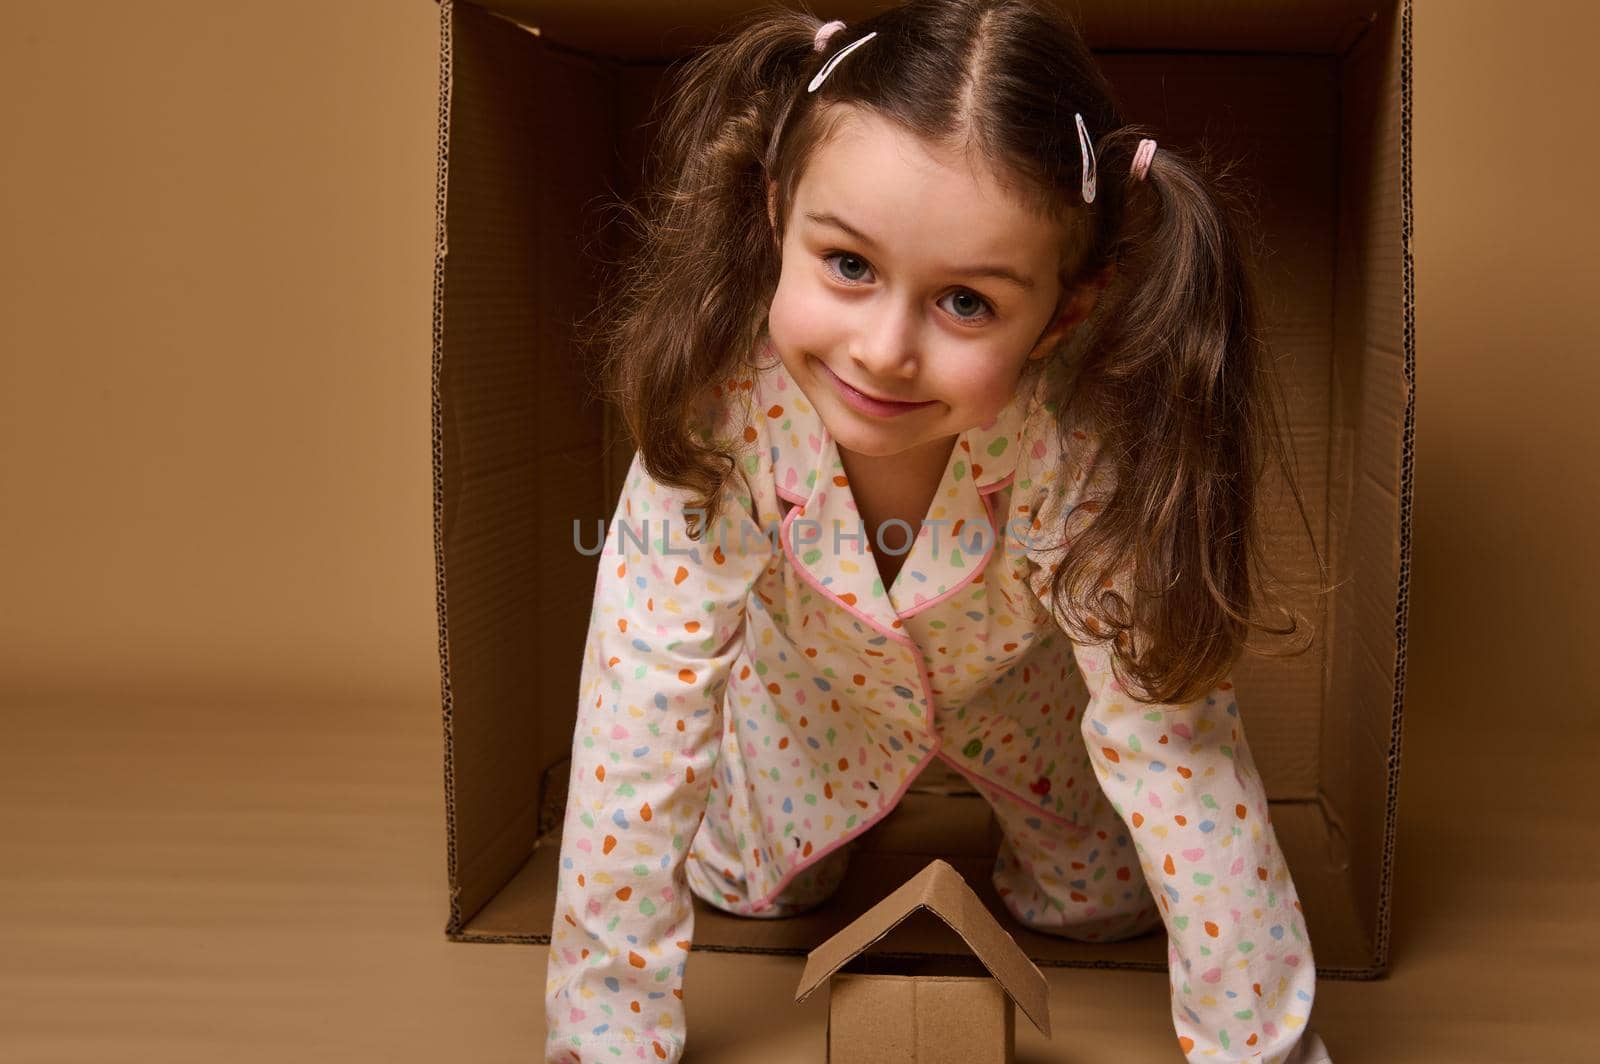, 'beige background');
3,1,1596,1061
